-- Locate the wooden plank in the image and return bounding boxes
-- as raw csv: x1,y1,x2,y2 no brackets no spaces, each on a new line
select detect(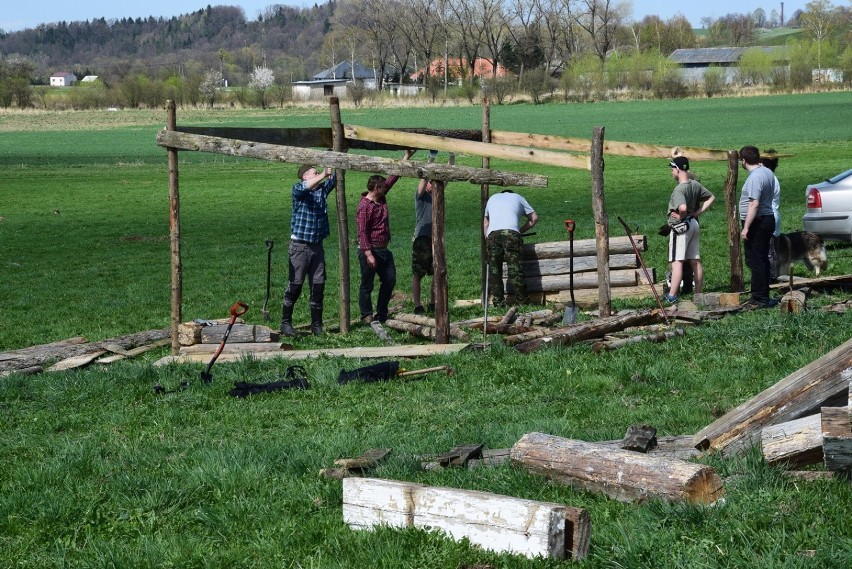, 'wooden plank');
513,253,637,278
156,130,547,188
342,477,590,560
200,323,279,343
524,235,646,259
344,124,591,170
693,337,852,455
761,414,824,468
822,407,852,472
511,432,725,505
46,350,108,372
521,268,649,293
96,339,172,364
532,285,656,306
490,131,729,161
153,343,473,366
